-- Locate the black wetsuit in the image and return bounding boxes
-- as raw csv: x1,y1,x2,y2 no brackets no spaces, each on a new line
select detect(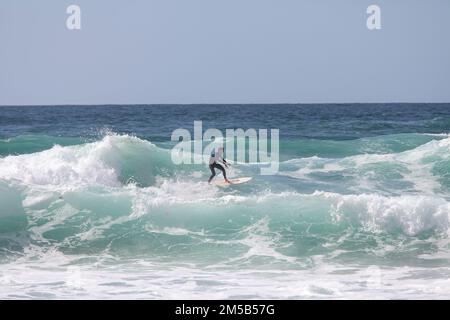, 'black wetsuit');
209,162,227,182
